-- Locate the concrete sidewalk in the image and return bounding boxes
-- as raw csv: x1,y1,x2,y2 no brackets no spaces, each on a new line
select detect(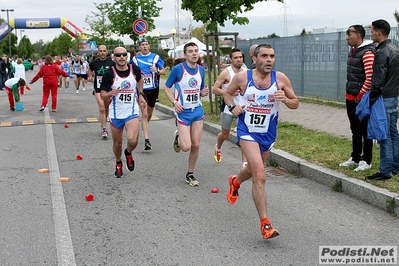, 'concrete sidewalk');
155,99,399,216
